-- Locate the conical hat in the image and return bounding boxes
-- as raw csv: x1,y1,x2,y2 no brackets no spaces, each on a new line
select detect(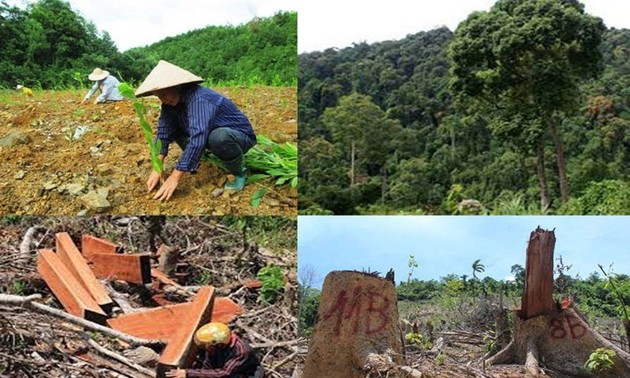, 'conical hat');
135,60,204,97
88,68,109,81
